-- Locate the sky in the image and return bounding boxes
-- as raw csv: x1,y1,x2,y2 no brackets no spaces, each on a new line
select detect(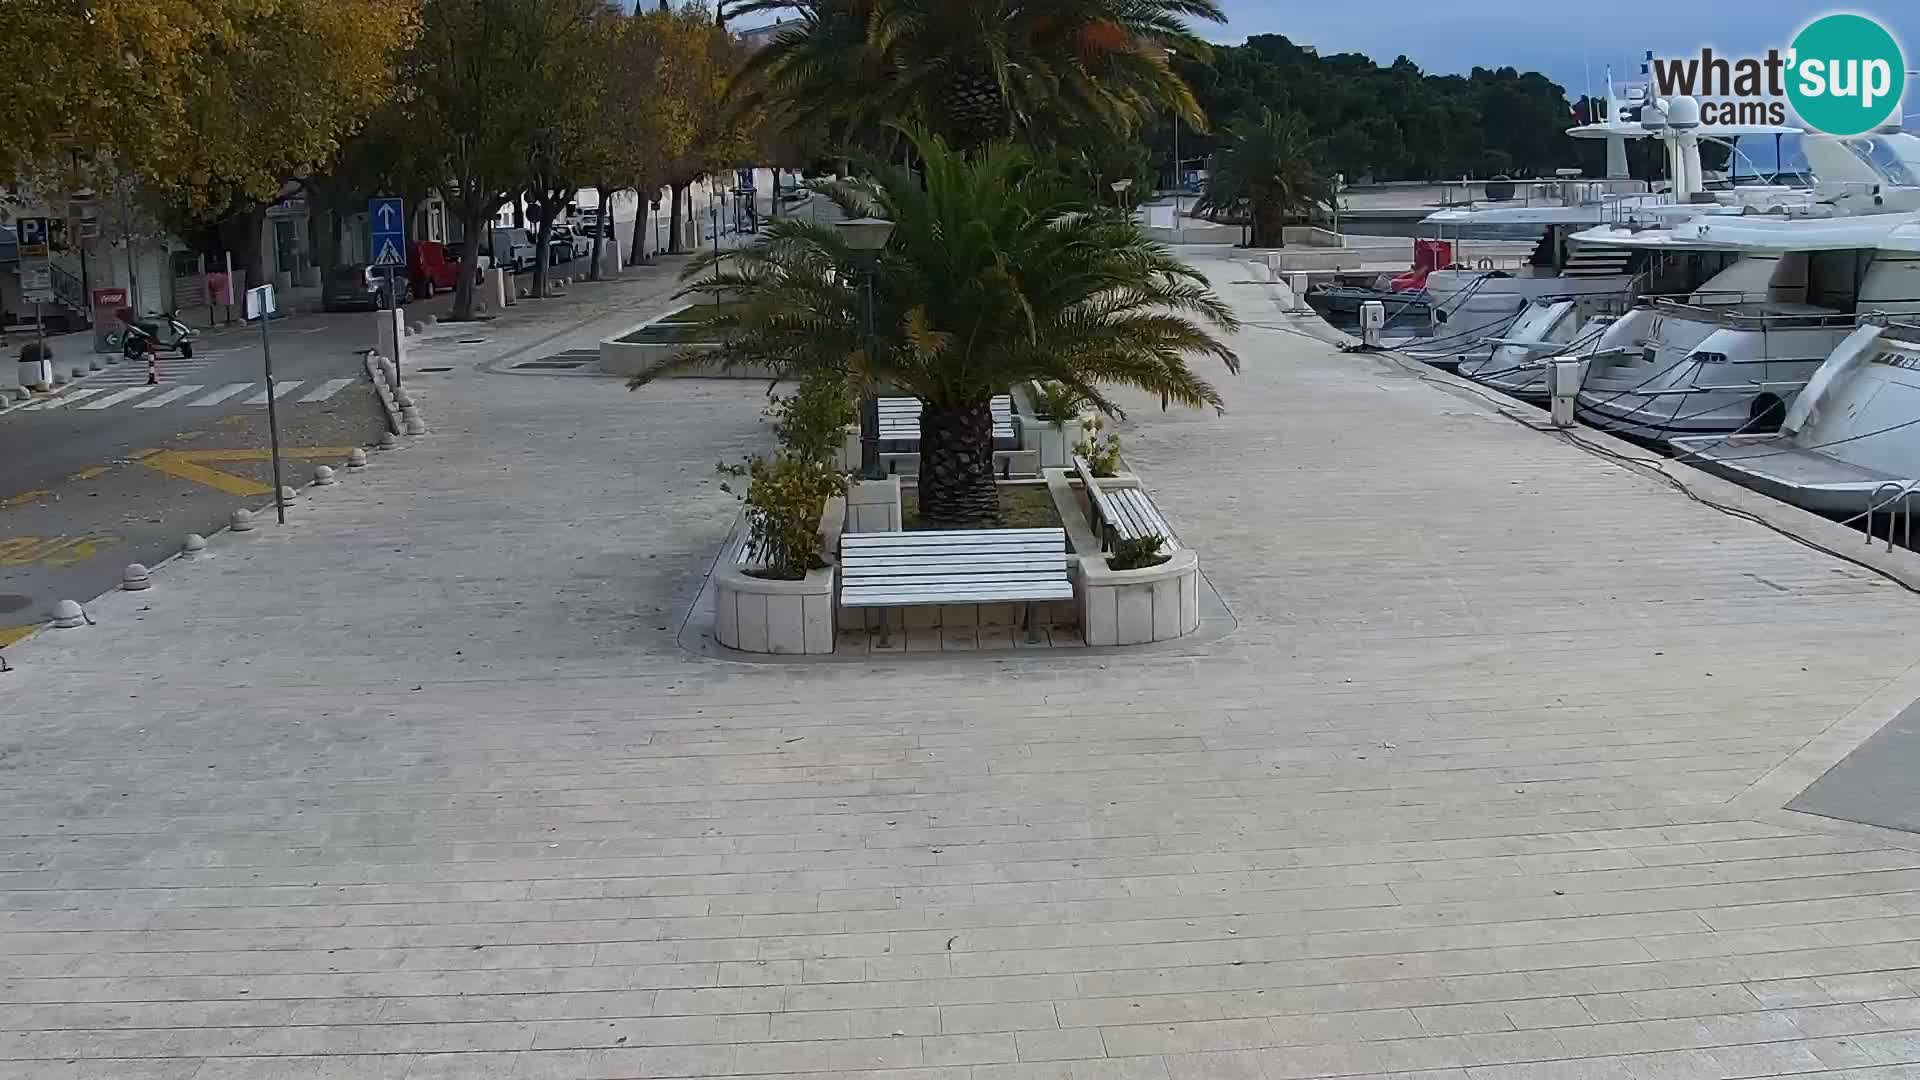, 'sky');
1210,1,1919,118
